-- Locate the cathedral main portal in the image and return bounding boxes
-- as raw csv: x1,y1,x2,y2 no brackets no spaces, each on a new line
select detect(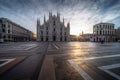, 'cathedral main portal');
53,36,56,41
